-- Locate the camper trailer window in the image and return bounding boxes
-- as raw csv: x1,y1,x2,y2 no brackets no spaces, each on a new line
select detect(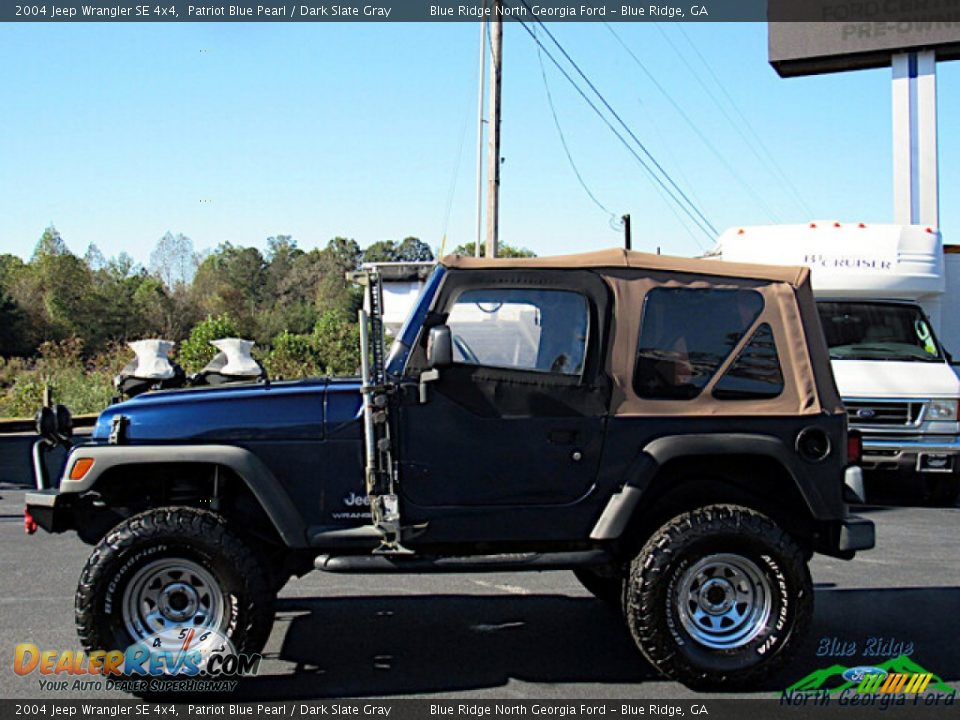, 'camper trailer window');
634,288,763,400
817,302,942,363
